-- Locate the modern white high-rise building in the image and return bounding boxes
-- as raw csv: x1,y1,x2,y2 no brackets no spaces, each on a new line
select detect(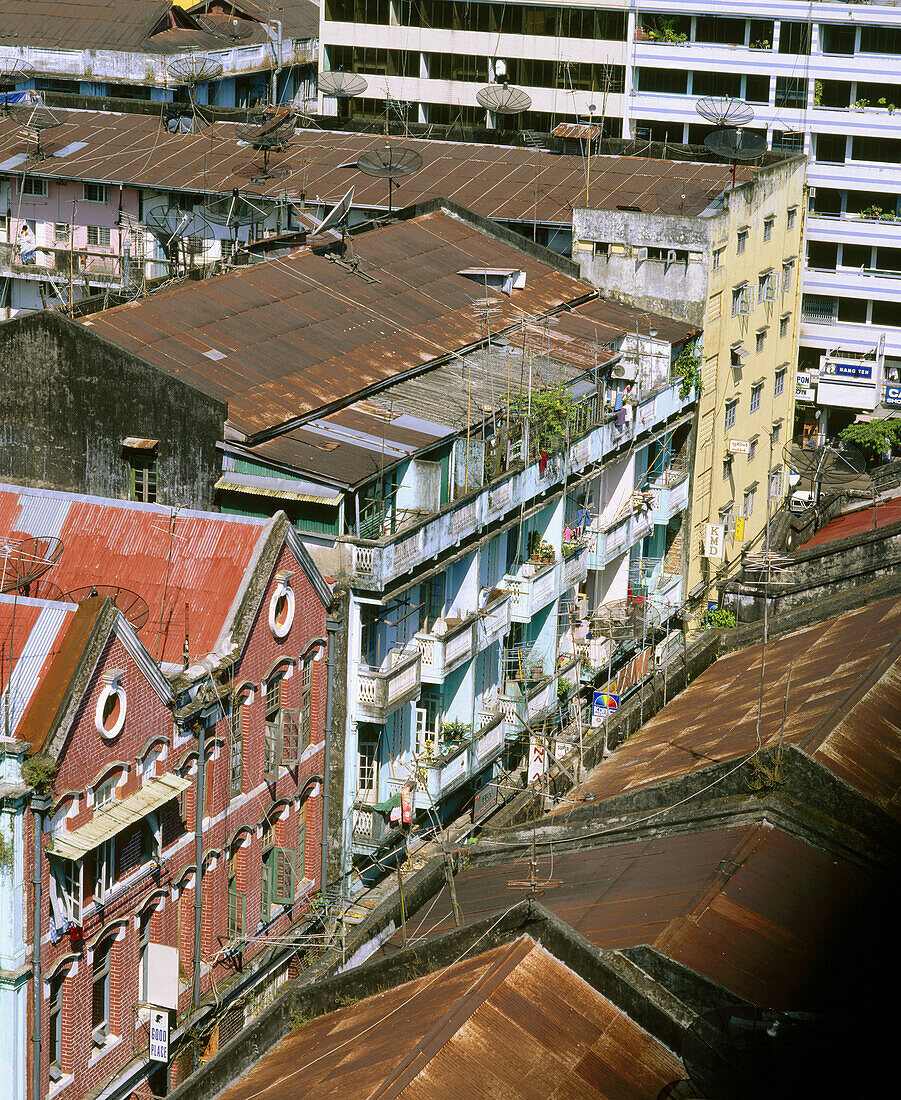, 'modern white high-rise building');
319,1,901,425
